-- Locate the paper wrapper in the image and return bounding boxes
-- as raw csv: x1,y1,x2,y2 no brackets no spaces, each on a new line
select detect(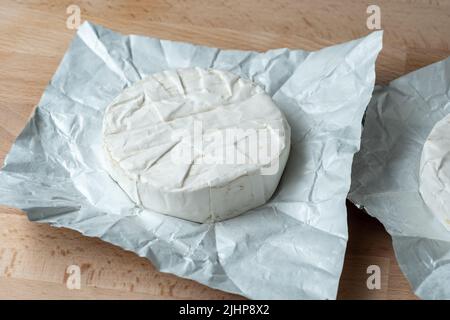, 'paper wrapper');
349,57,450,299
0,22,382,299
